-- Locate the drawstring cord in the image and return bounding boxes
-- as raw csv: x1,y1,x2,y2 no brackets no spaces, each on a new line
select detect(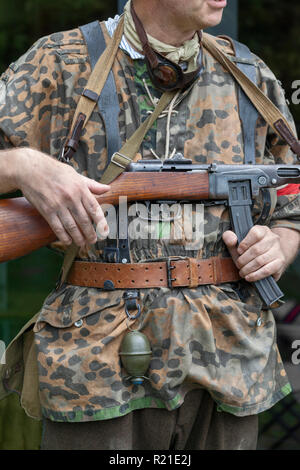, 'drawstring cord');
143,79,180,160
